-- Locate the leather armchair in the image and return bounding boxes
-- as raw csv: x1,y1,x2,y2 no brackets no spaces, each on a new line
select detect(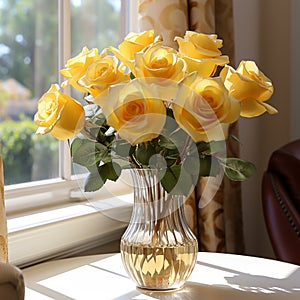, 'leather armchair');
0,262,24,300
262,139,300,265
